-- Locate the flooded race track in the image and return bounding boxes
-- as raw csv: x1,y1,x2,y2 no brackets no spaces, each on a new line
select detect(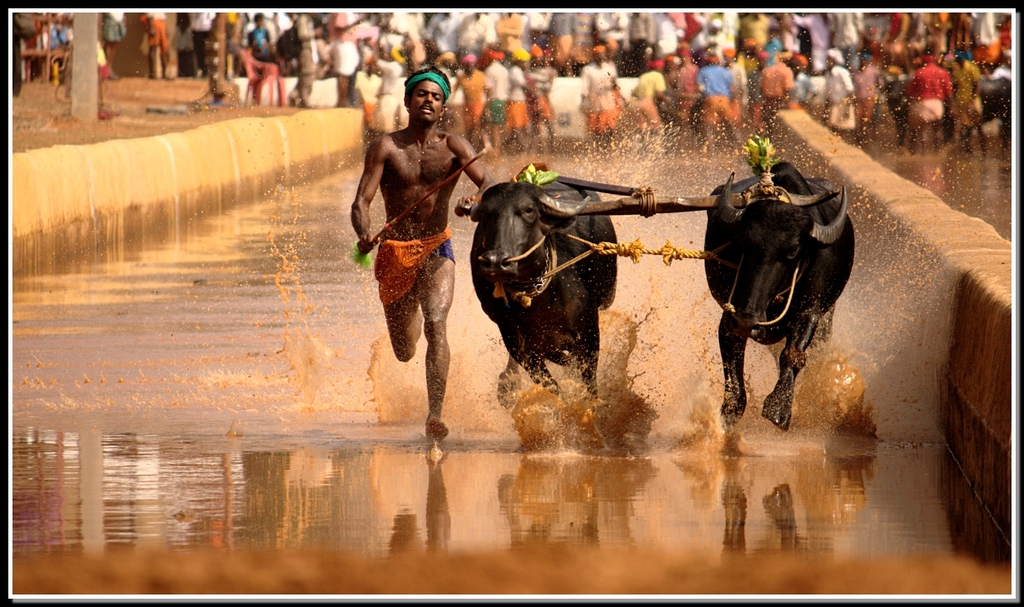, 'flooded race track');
10,144,1013,595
